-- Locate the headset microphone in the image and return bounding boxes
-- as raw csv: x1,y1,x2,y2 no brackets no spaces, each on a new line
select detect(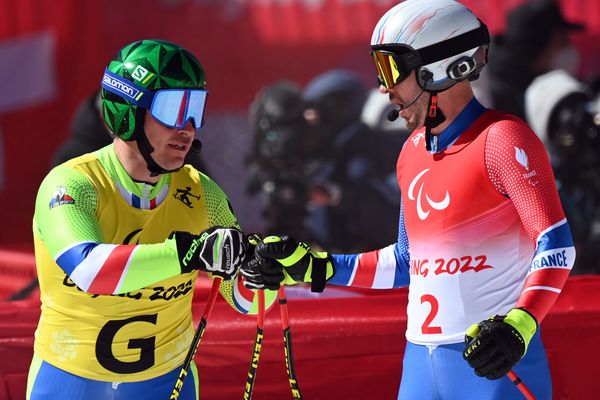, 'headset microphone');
190,139,202,153
387,88,426,122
